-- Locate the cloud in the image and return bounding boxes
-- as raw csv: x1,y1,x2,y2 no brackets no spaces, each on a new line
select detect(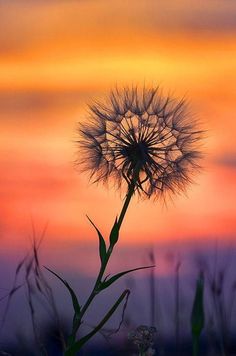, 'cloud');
1,0,236,58
217,153,236,169
0,90,88,114
149,0,236,32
